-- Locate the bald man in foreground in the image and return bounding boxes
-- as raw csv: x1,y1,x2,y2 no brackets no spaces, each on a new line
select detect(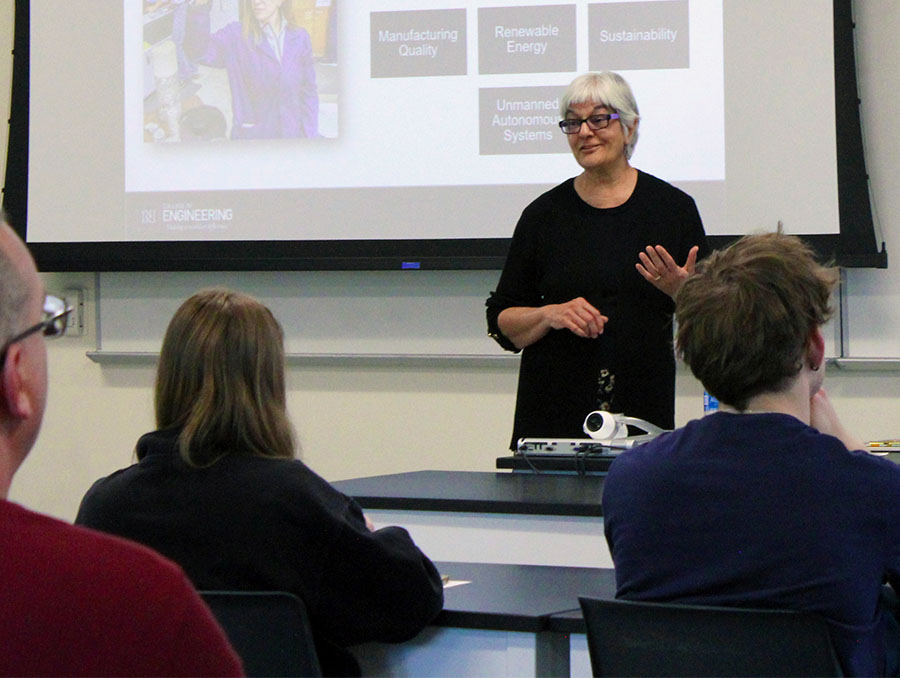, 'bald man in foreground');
0,217,243,676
